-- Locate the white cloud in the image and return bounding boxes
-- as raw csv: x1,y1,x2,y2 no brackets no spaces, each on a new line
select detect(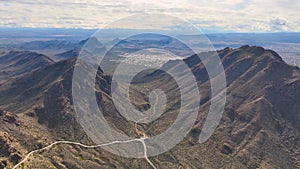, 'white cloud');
0,0,299,32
